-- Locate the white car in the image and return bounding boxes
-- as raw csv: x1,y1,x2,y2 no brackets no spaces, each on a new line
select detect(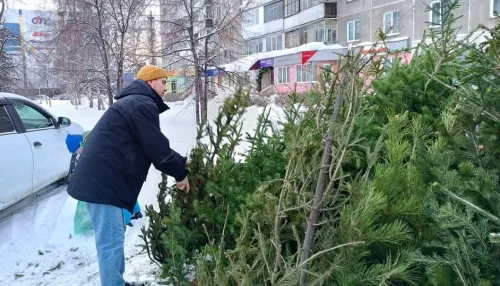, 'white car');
0,92,84,212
